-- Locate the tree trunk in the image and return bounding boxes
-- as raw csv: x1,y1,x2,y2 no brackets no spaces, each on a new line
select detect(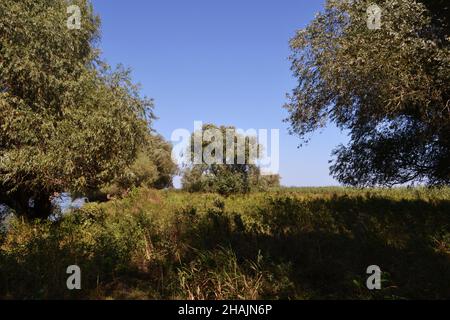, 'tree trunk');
0,191,53,220
29,194,53,220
